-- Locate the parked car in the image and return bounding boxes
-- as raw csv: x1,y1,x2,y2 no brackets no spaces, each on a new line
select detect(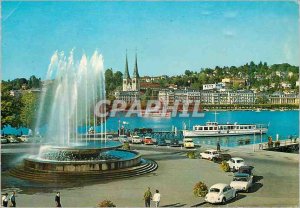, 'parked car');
1,138,9,144
157,139,167,146
200,149,220,160
230,173,253,192
19,135,30,142
7,136,20,143
144,137,154,145
118,135,129,143
205,183,237,204
227,157,246,171
169,139,180,147
183,138,195,148
106,135,114,140
238,166,254,176
212,153,232,163
131,135,143,144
